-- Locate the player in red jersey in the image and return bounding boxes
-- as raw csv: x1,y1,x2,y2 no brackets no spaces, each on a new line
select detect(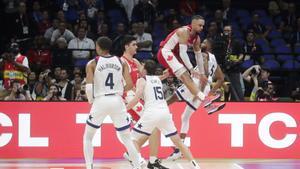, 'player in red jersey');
121,35,169,169
157,15,220,104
